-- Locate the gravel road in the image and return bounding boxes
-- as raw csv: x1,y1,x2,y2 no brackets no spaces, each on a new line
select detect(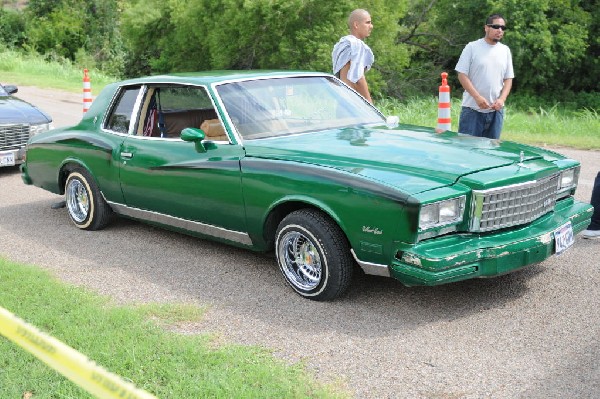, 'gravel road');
1,85,599,398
